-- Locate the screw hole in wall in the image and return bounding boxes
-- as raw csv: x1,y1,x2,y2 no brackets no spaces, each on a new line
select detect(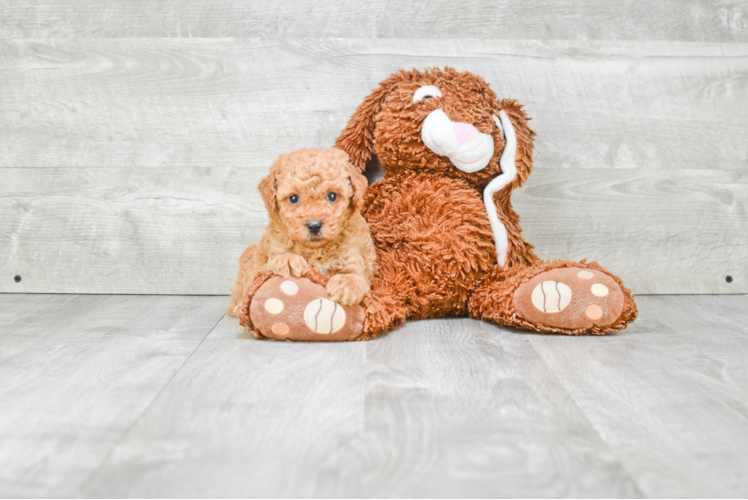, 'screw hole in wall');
14,275,22,283
726,275,733,283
